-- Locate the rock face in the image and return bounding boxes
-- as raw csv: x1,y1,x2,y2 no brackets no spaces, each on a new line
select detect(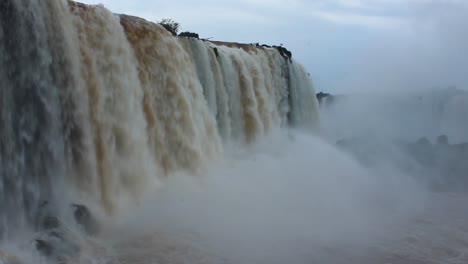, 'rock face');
274,45,292,61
